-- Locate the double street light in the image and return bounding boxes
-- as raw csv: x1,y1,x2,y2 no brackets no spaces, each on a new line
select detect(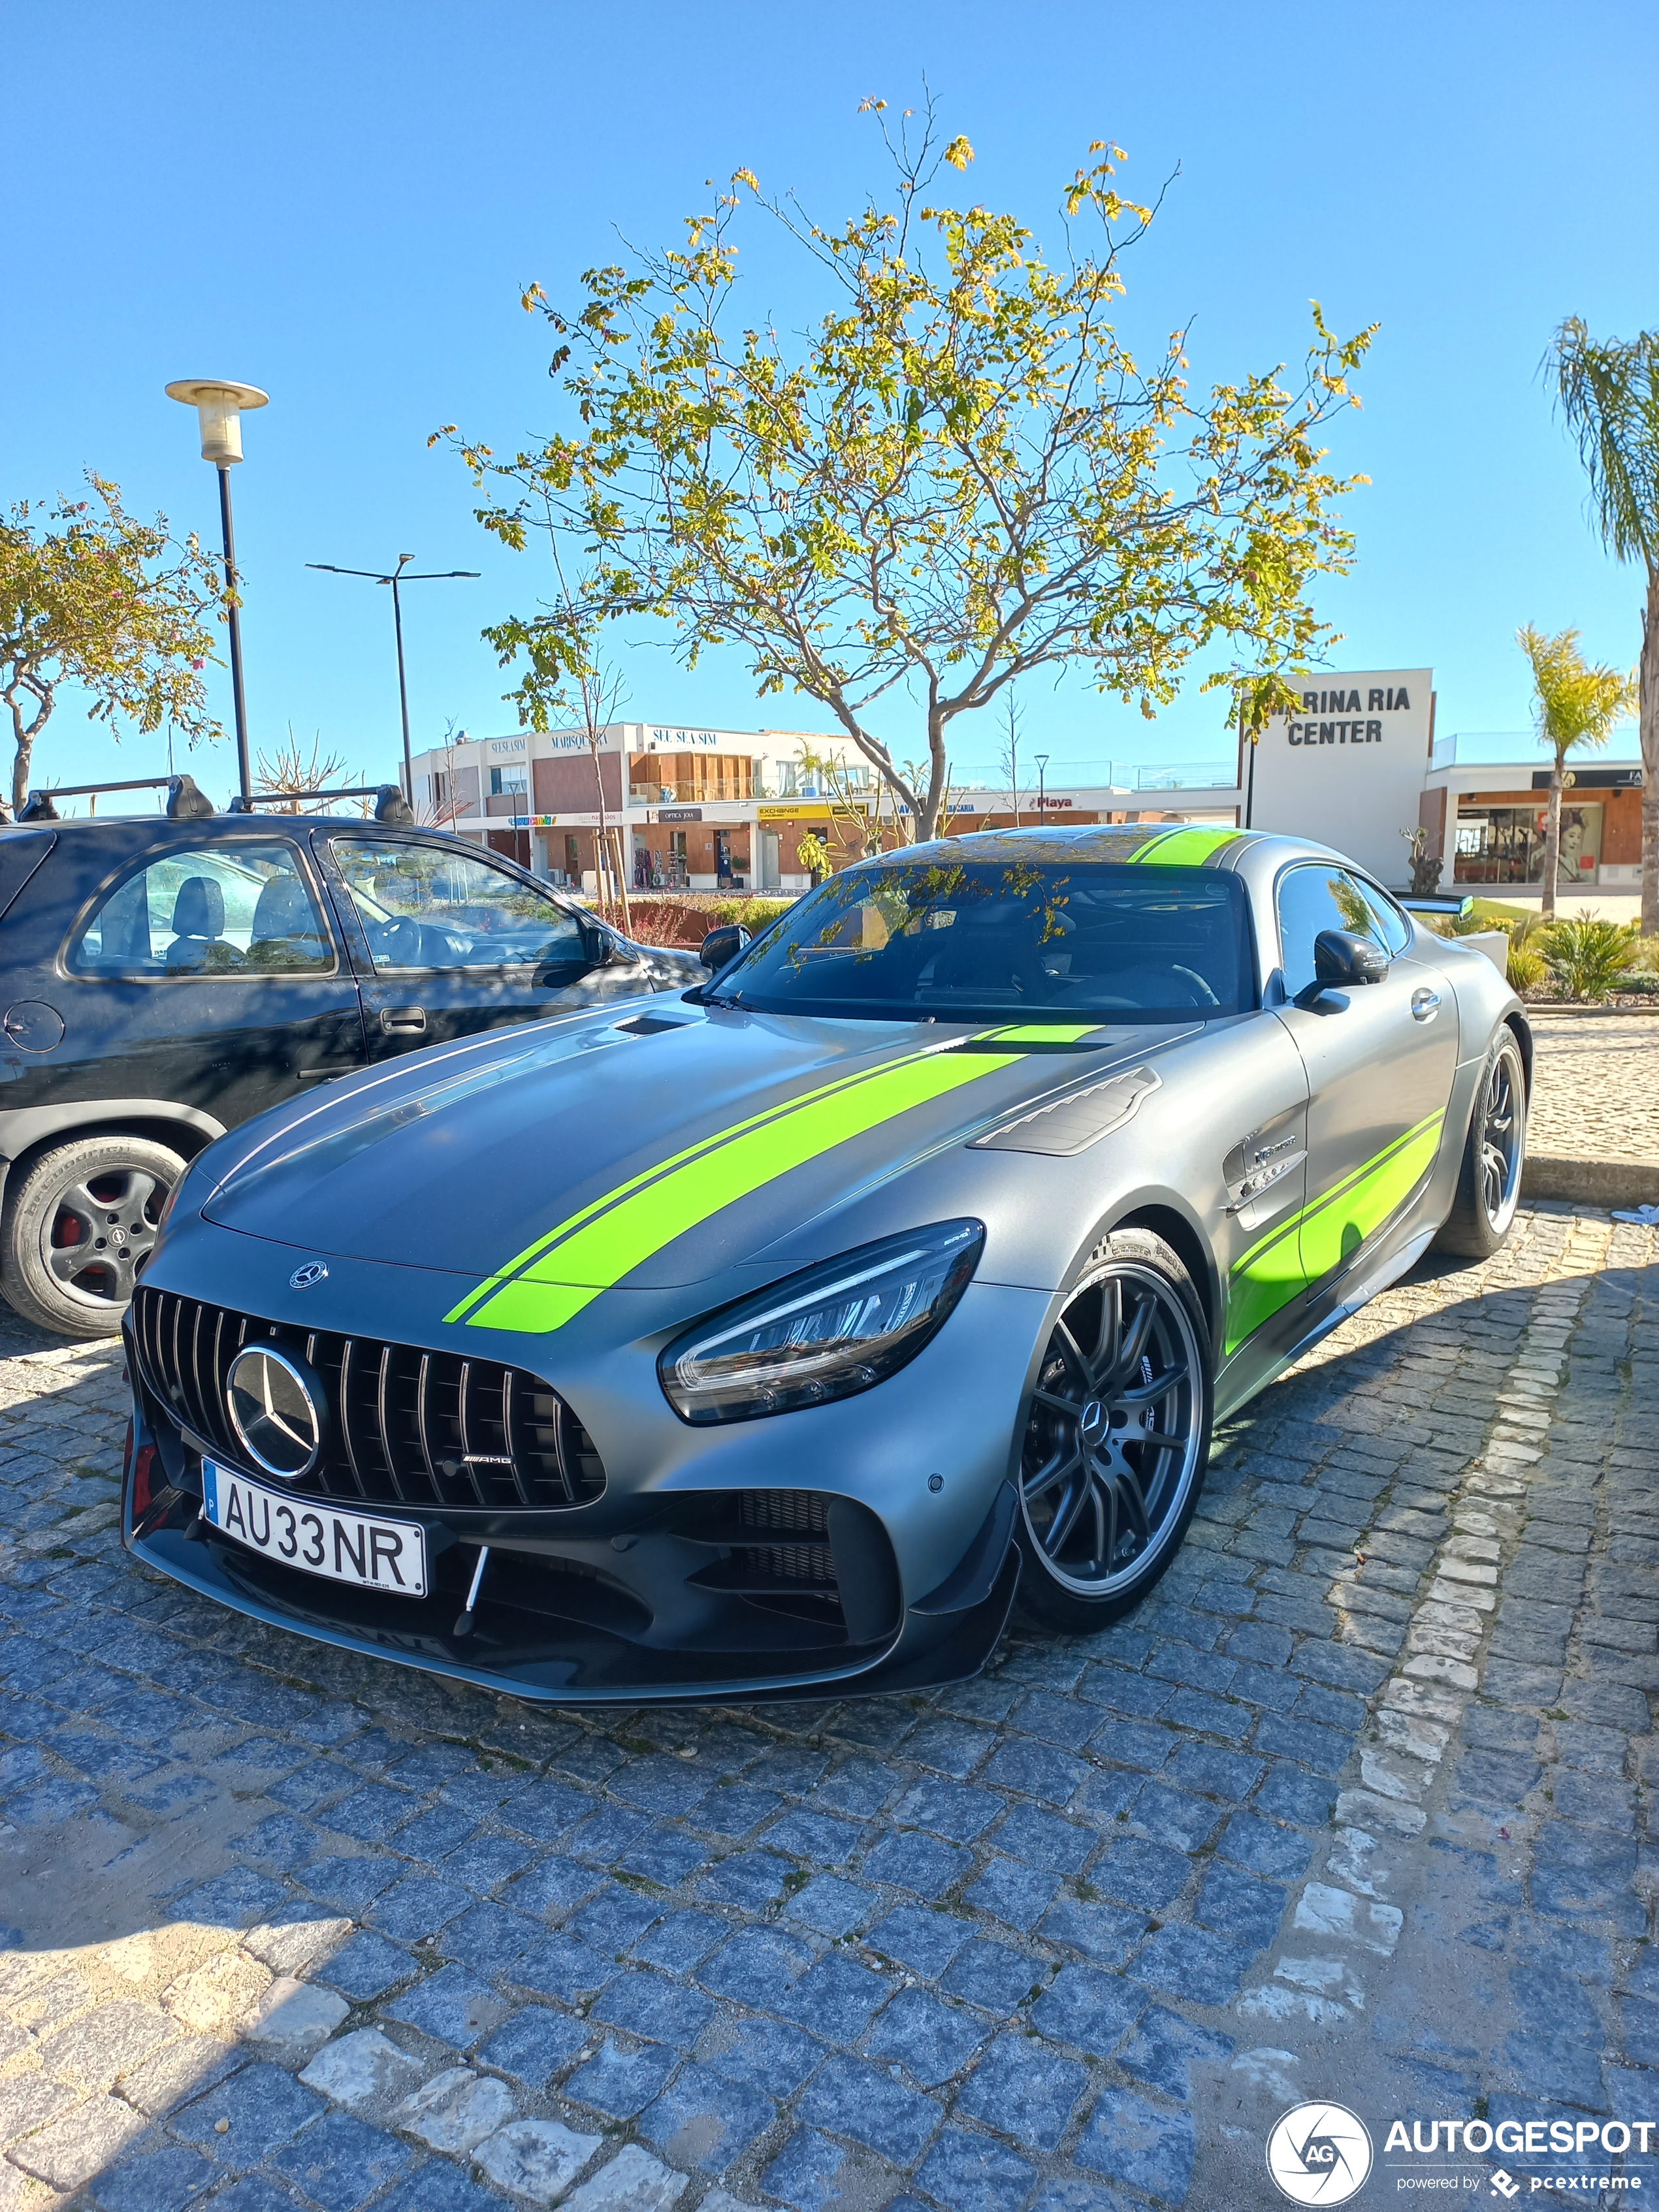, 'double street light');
165,378,268,801
308,554,479,803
